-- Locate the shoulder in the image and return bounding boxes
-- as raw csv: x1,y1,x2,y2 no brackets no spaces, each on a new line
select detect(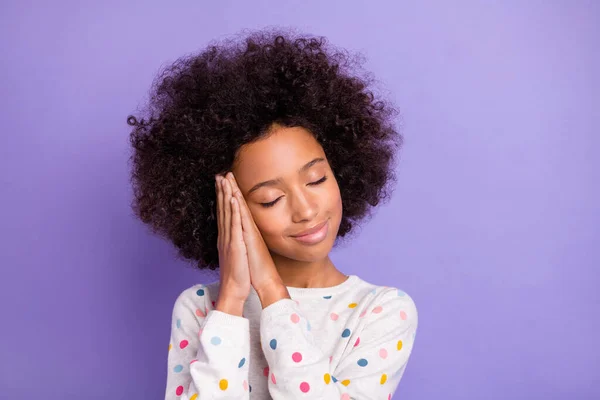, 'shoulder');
171,280,220,315
353,276,419,331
